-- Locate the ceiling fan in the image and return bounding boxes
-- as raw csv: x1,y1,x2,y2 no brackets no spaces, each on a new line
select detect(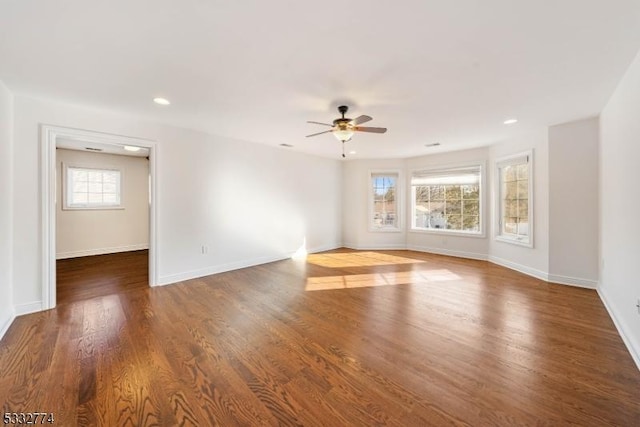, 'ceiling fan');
306,105,387,157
